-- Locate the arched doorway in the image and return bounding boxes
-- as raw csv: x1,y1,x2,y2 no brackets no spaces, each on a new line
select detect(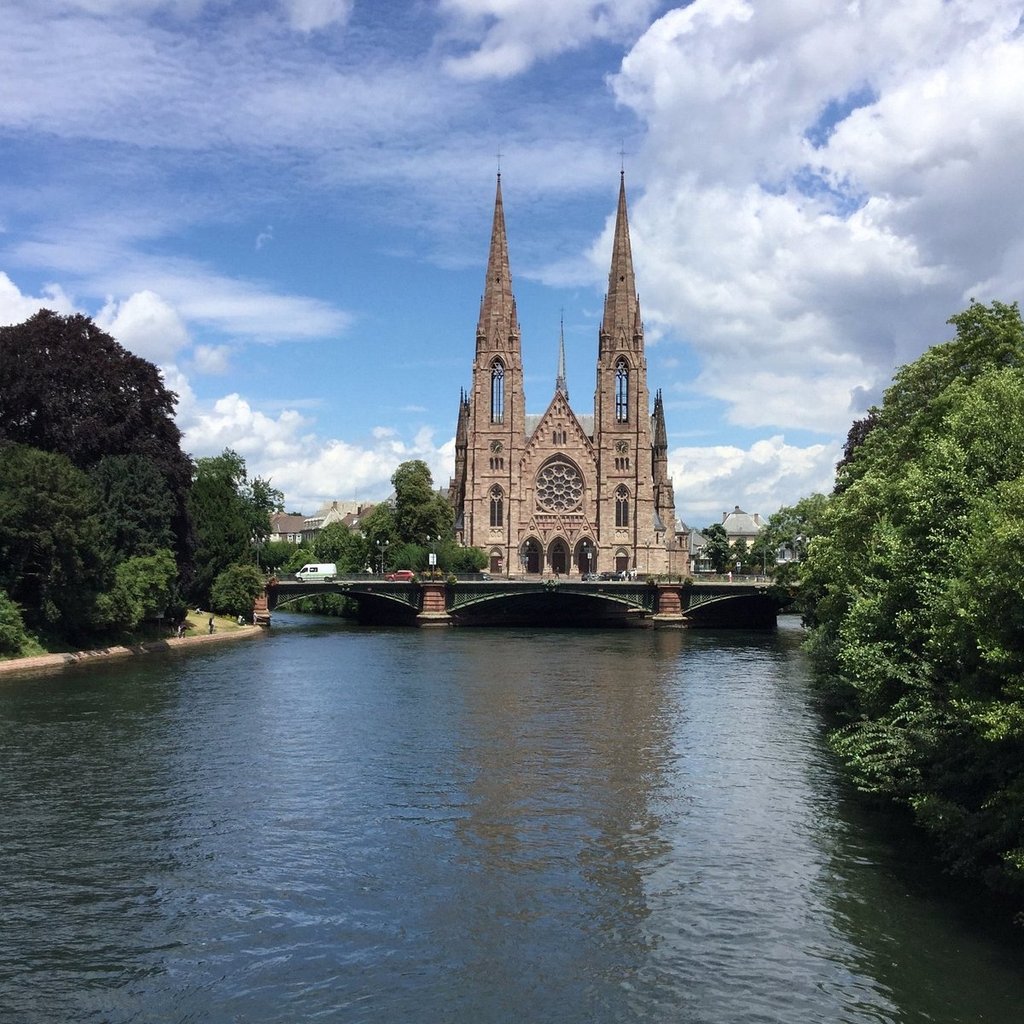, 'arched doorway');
489,548,504,574
521,538,541,575
615,548,631,573
574,538,596,576
549,538,569,576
